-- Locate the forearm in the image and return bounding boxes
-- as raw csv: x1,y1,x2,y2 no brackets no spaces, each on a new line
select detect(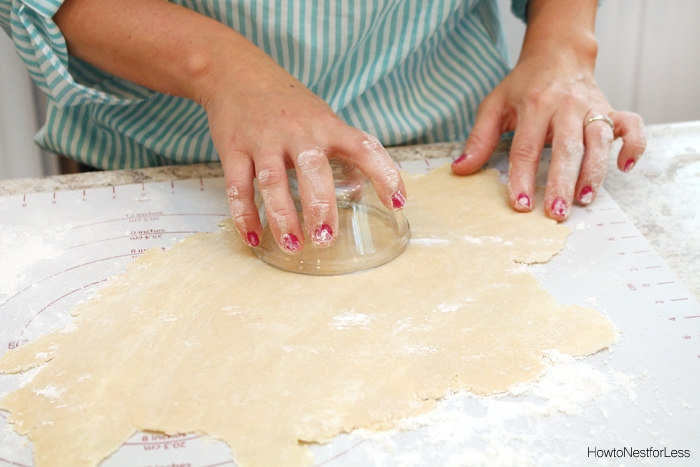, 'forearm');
53,0,276,106
519,0,599,69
